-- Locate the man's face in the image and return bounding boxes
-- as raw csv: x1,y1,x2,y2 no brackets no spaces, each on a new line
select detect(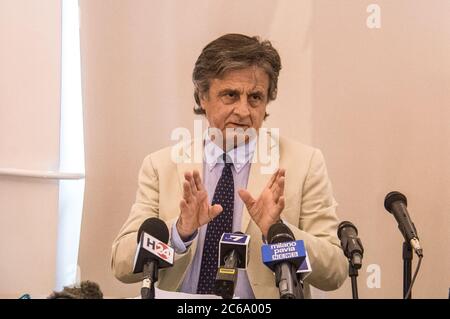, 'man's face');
200,66,270,149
